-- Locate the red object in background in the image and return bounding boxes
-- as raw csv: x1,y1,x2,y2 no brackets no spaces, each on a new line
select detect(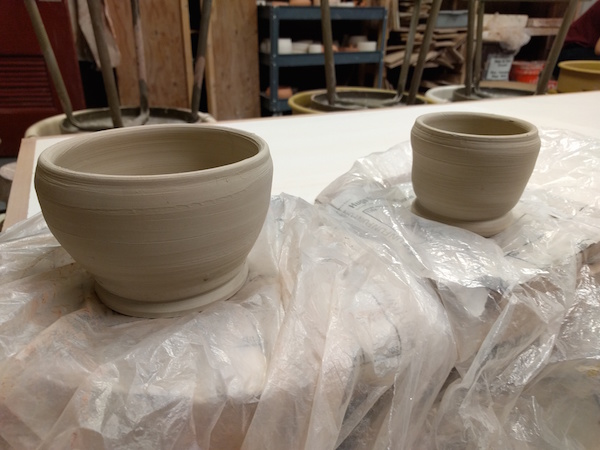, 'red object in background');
0,0,85,157
509,60,546,84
